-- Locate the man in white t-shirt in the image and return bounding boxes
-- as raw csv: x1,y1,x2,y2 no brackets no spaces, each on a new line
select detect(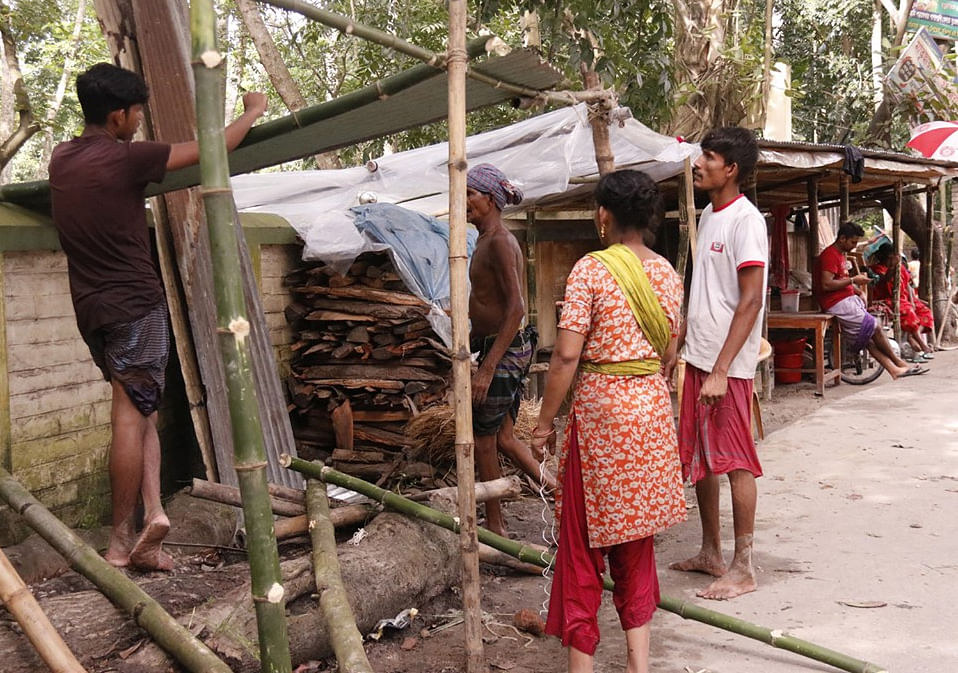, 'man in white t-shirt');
664,127,768,600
